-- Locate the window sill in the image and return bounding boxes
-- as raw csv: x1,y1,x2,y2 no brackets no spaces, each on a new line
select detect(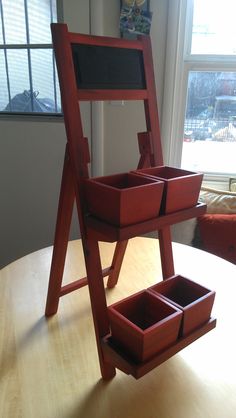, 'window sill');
0,113,64,122
203,174,232,191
